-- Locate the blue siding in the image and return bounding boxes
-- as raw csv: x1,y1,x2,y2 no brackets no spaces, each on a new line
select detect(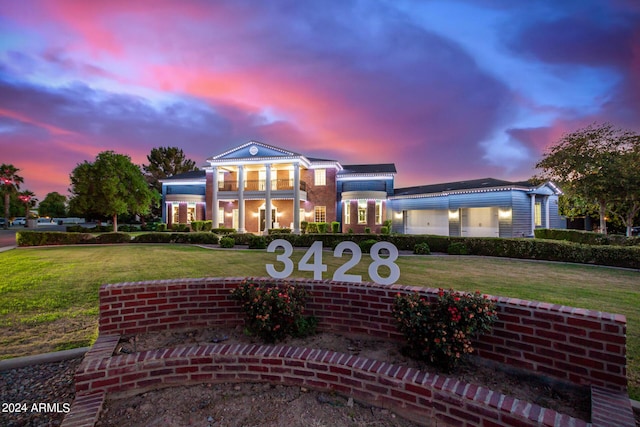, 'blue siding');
165,185,205,196
449,191,512,209
511,191,532,237
548,196,566,229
